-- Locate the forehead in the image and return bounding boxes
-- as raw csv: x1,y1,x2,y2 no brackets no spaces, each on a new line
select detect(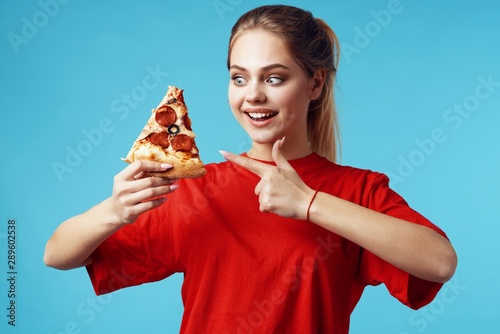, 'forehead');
229,30,296,69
